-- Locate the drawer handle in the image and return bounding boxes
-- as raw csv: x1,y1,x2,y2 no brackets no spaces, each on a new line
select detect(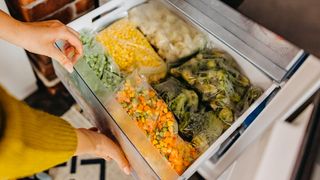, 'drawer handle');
92,6,120,23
